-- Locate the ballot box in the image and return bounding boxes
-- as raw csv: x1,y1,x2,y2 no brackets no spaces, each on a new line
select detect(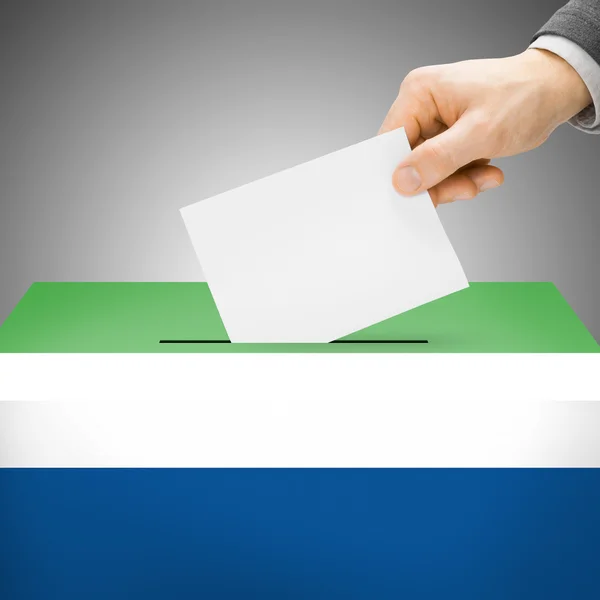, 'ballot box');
1,282,600,599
